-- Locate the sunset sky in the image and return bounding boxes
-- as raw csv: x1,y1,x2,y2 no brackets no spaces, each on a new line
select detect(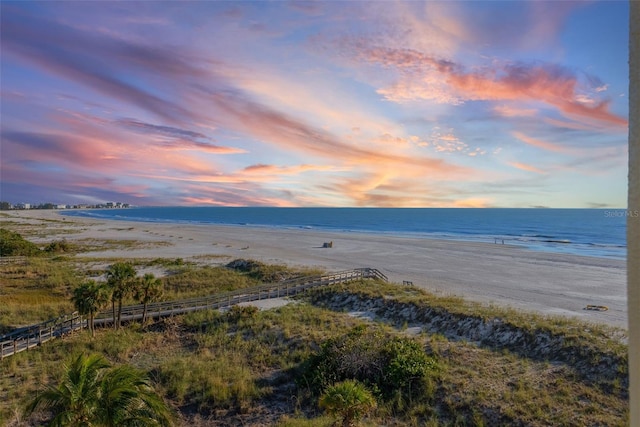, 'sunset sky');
0,1,629,208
